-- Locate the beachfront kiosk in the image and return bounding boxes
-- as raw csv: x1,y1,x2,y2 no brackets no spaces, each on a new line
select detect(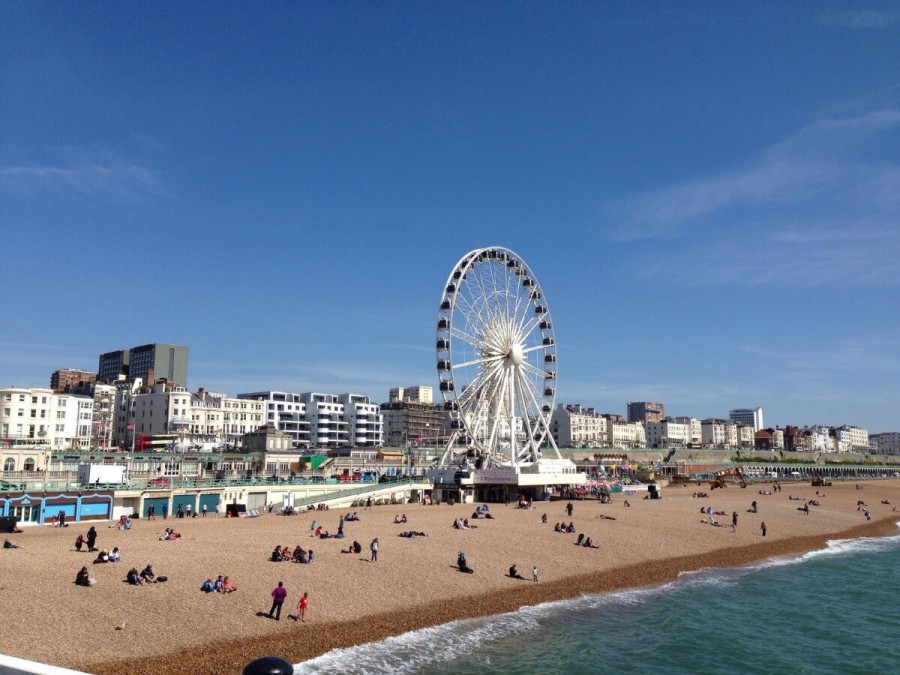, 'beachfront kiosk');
429,246,585,501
